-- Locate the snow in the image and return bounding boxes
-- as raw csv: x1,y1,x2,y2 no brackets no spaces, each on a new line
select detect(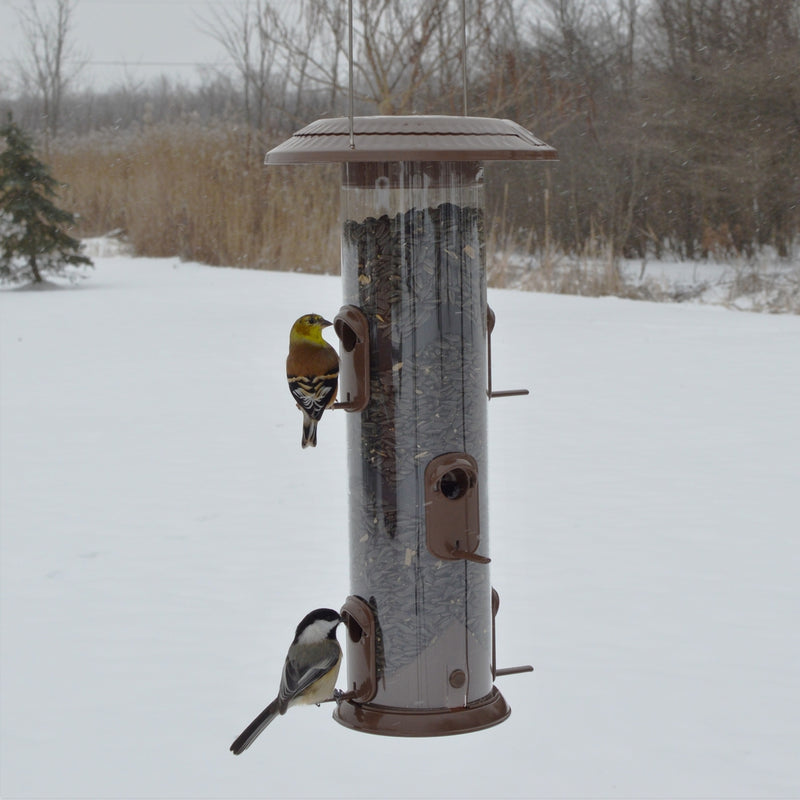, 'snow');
1,252,799,798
